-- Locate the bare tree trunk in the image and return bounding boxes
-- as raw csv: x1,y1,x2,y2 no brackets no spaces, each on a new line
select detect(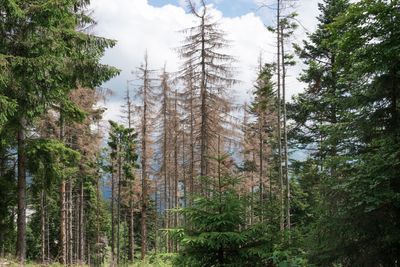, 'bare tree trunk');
59,115,67,264
128,199,135,262
117,151,122,265
79,179,84,263
141,55,149,260
111,161,115,266
182,126,187,209
258,111,264,221
16,116,26,263
200,15,208,179
126,82,136,263
66,181,70,264
189,73,195,204
96,167,102,266
281,23,290,232
251,152,256,225
161,76,170,252
68,178,73,265
217,135,222,202
154,180,158,254
75,185,79,263
60,180,66,264
41,189,46,264
276,0,285,232
47,203,50,262
173,90,179,252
